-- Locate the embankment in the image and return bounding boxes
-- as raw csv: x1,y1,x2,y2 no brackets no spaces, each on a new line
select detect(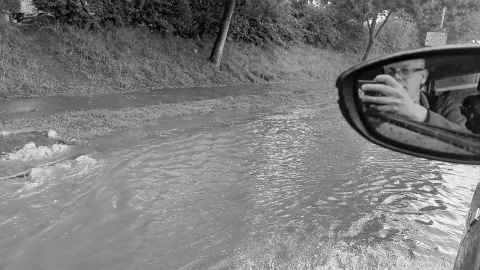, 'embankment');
0,24,357,97
1,24,362,142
